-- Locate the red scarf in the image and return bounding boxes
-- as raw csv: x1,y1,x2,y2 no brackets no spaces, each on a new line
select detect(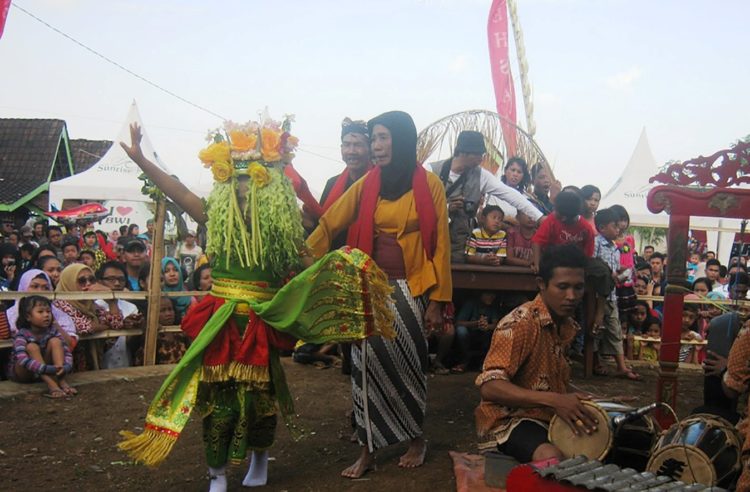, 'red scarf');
322,165,373,212
284,164,325,218
346,165,437,259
